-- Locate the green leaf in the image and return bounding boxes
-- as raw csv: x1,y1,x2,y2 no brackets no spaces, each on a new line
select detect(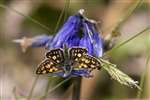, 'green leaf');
99,58,141,90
